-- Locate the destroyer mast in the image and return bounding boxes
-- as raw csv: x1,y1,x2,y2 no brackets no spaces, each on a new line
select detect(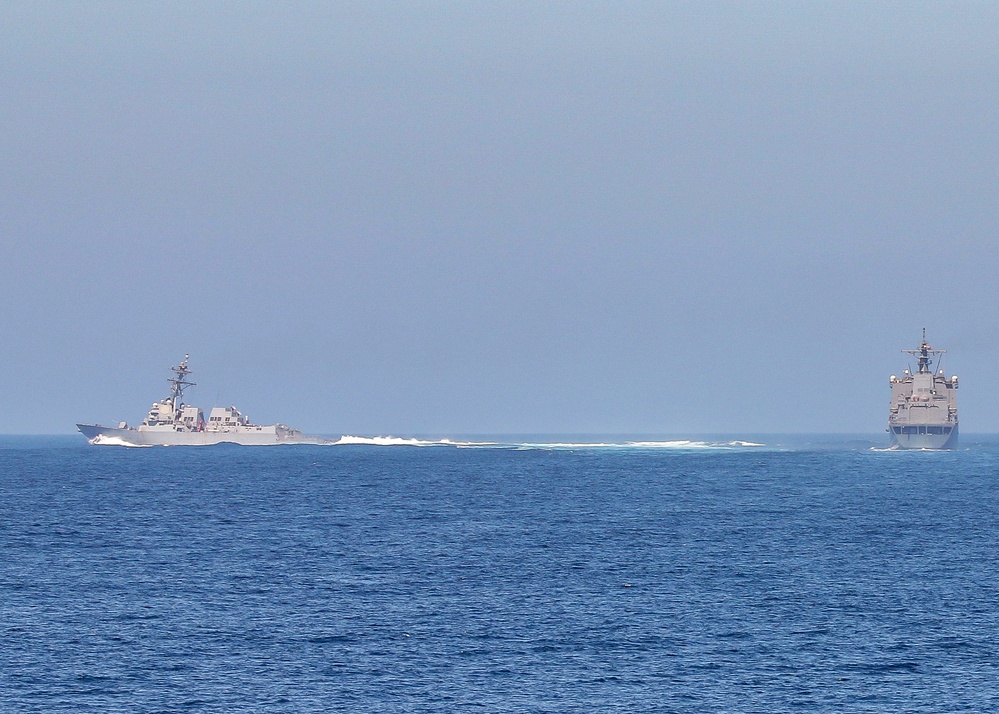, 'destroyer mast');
166,354,196,419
